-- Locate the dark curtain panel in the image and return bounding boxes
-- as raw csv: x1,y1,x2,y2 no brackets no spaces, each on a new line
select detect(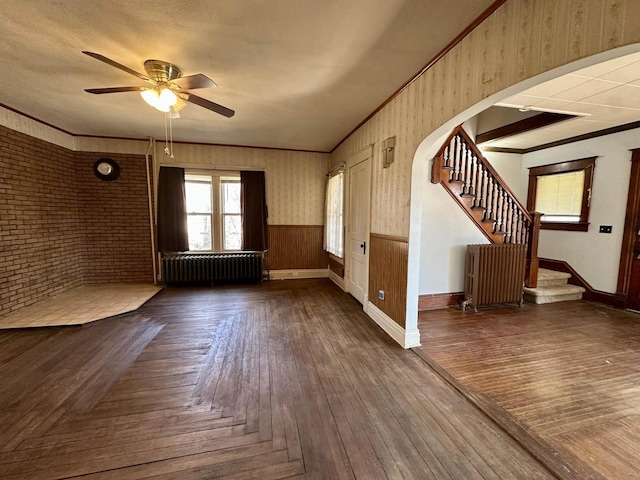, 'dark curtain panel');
241,171,268,251
157,166,189,253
